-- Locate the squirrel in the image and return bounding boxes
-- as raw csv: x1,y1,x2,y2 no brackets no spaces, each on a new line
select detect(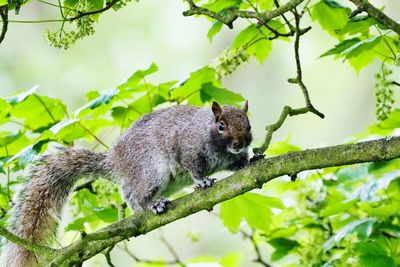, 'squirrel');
1,101,252,267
